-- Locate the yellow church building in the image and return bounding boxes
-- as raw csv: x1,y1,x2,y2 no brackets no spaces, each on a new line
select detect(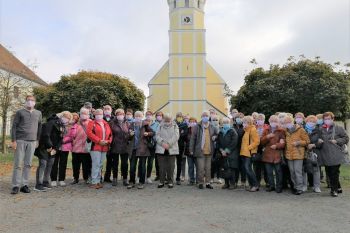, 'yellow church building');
147,0,229,118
